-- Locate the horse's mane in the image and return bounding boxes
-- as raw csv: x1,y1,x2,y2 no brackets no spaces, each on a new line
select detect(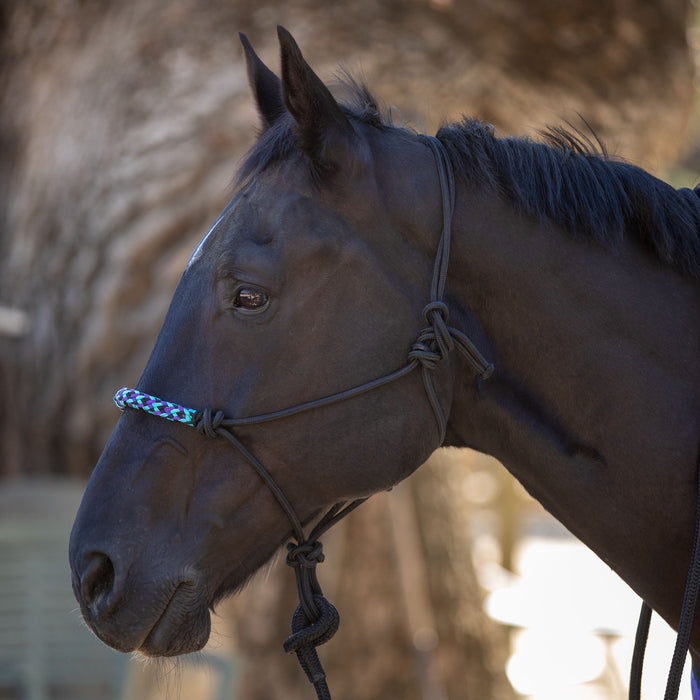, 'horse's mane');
437,119,700,279
240,79,700,280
